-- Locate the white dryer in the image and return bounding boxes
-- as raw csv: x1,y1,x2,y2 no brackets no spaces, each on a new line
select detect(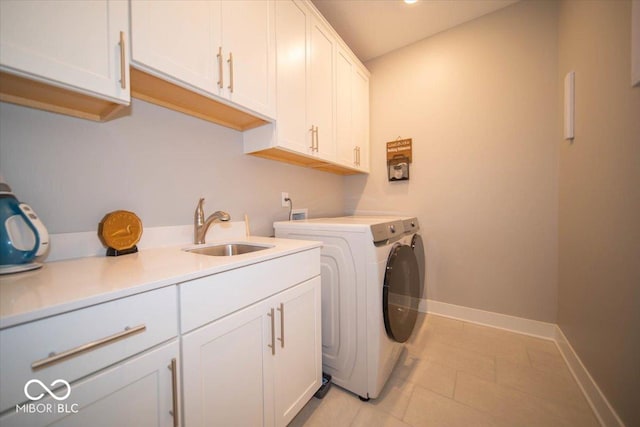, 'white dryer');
274,216,423,400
